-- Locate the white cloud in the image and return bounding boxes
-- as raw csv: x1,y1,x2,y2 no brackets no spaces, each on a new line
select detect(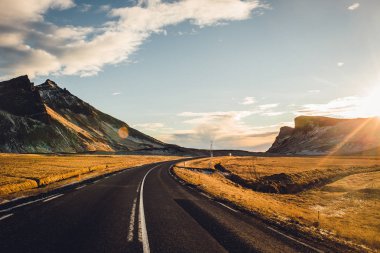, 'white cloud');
337,62,344,67
79,4,92,12
296,96,362,117
261,111,285,116
98,5,111,13
308,89,320,93
132,104,290,150
168,110,281,150
239,96,256,105
133,122,165,131
348,3,360,10
0,0,262,78
112,92,121,96
259,103,278,110
0,0,75,25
